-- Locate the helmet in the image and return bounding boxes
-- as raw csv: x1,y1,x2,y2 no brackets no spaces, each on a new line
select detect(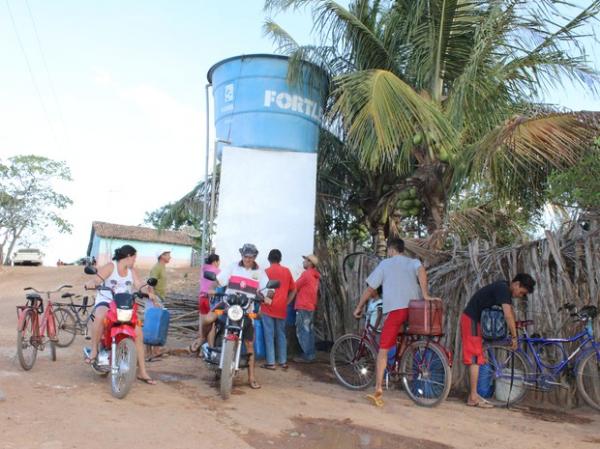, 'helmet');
239,243,259,257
